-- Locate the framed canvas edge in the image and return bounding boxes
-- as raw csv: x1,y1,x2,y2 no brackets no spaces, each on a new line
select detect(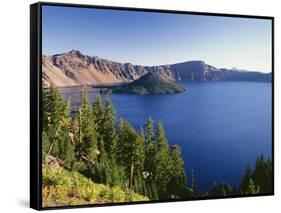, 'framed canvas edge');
30,1,275,210
30,2,42,210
